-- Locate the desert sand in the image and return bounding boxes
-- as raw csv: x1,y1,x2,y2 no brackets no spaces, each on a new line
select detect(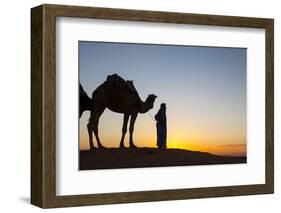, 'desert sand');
79,148,246,170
